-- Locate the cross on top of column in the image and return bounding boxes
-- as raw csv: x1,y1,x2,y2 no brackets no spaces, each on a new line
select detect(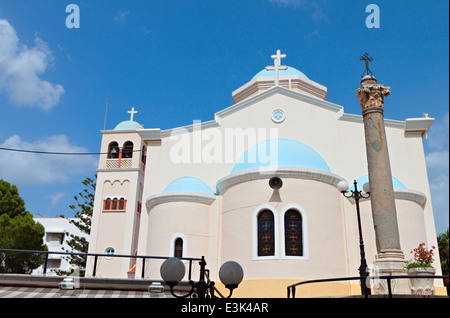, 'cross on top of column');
360,52,374,76
127,107,138,121
265,49,288,86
